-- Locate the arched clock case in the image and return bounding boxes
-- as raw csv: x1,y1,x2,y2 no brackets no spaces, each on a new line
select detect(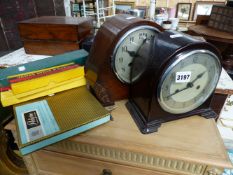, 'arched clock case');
85,15,163,106
126,30,222,134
